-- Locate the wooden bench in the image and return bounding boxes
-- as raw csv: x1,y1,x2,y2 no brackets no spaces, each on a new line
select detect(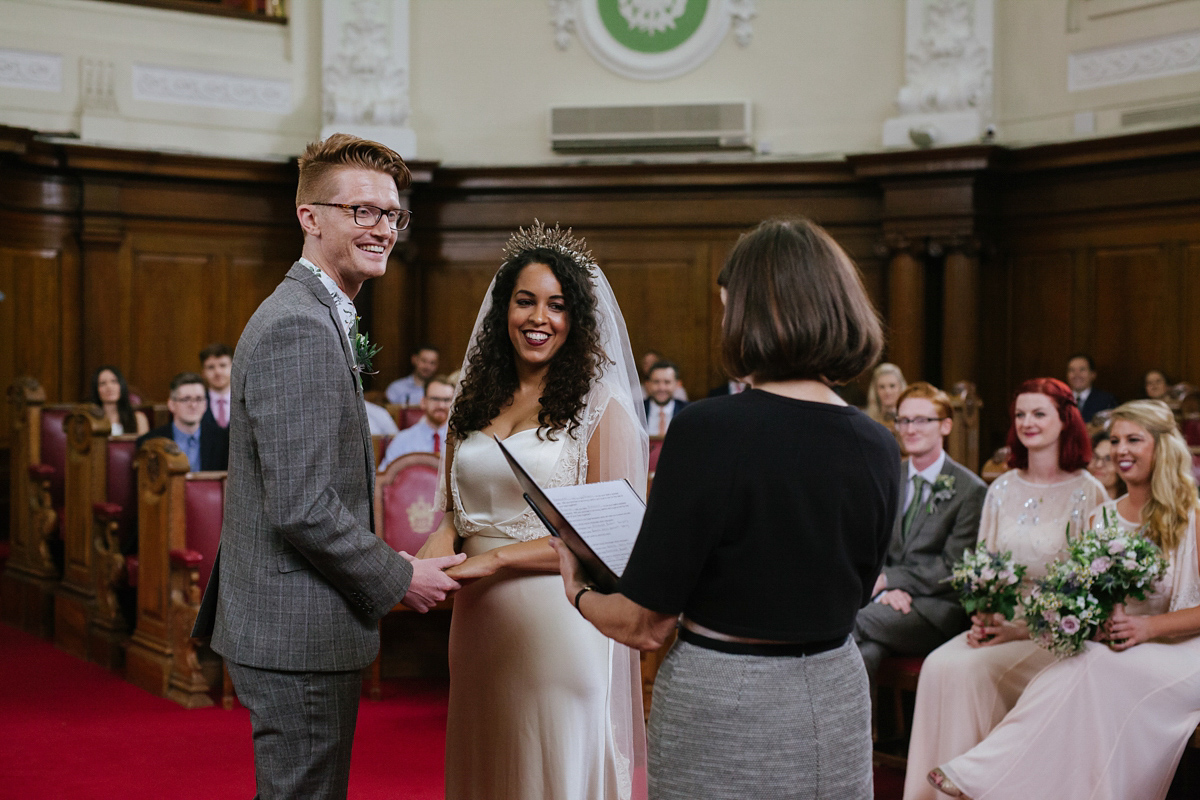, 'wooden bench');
54,405,112,658
124,438,227,708
89,433,139,670
0,377,70,639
